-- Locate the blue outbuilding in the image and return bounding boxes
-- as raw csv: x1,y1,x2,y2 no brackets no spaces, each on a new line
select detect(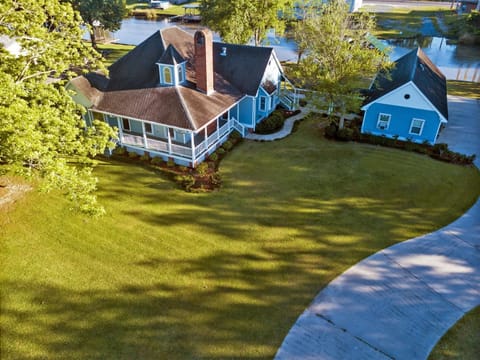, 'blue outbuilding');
361,48,448,145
